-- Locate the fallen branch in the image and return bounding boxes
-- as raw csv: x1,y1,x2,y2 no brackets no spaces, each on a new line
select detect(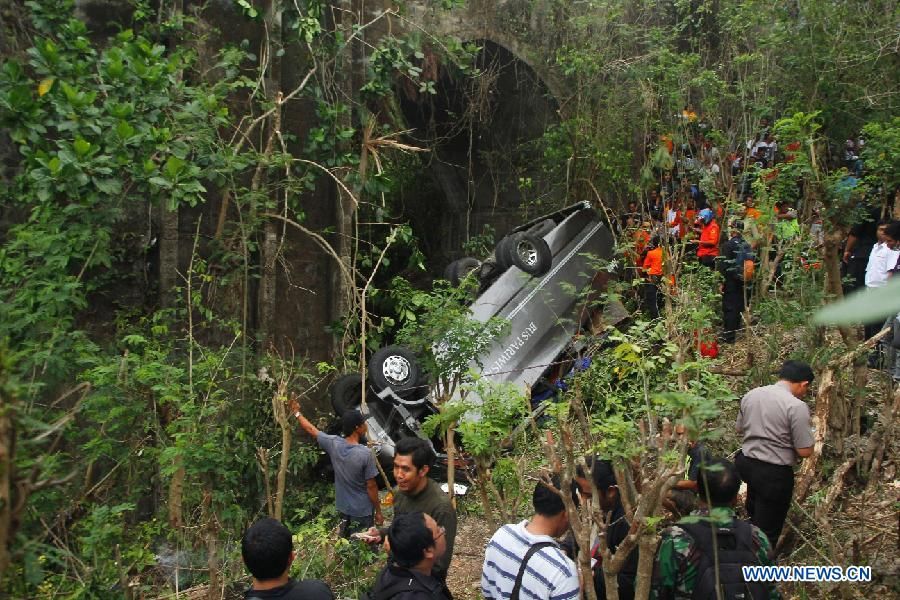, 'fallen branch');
813,457,856,522
864,385,900,489
792,325,890,506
